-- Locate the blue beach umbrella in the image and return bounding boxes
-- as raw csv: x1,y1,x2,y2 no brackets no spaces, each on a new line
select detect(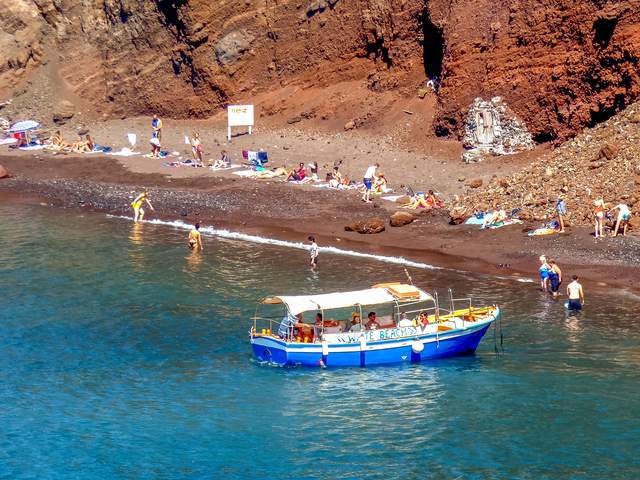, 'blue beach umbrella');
8,120,40,133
